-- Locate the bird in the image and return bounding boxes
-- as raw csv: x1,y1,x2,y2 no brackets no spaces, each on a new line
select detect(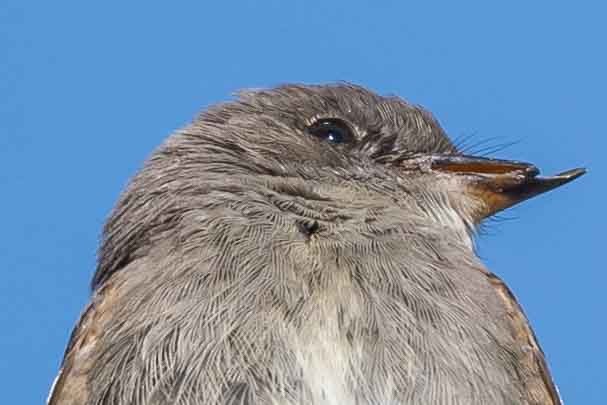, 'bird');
48,83,585,405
